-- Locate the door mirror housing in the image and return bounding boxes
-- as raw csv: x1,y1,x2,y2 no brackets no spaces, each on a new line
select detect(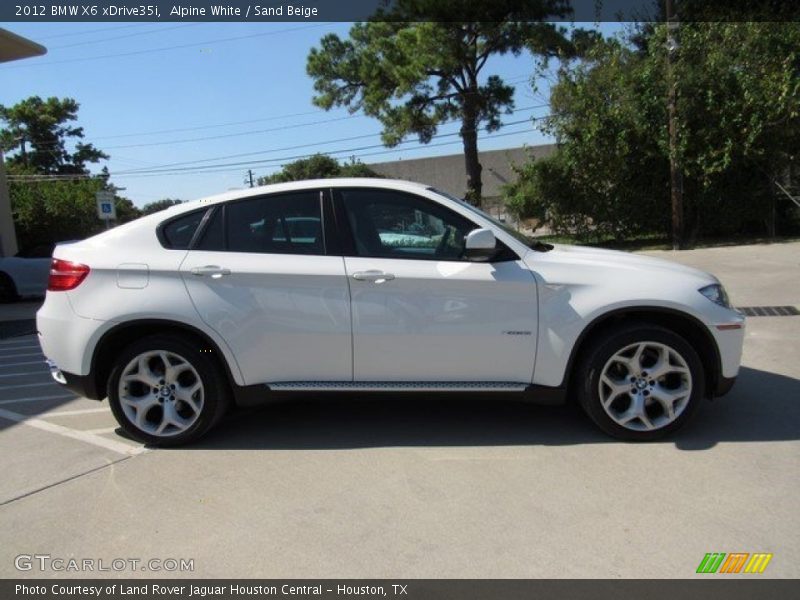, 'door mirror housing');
464,228,497,261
